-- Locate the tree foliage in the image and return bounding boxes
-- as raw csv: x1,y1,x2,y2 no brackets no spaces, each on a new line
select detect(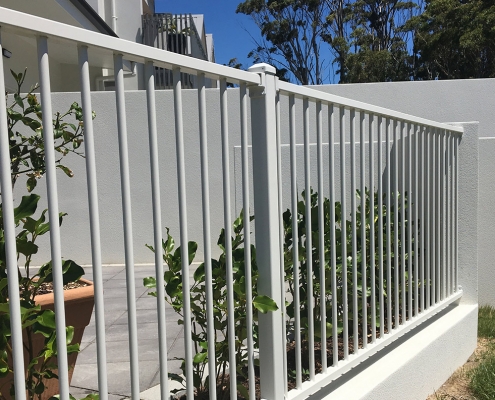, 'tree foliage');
237,0,495,83
236,0,333,84
412,0,495,79
344,0,418,82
